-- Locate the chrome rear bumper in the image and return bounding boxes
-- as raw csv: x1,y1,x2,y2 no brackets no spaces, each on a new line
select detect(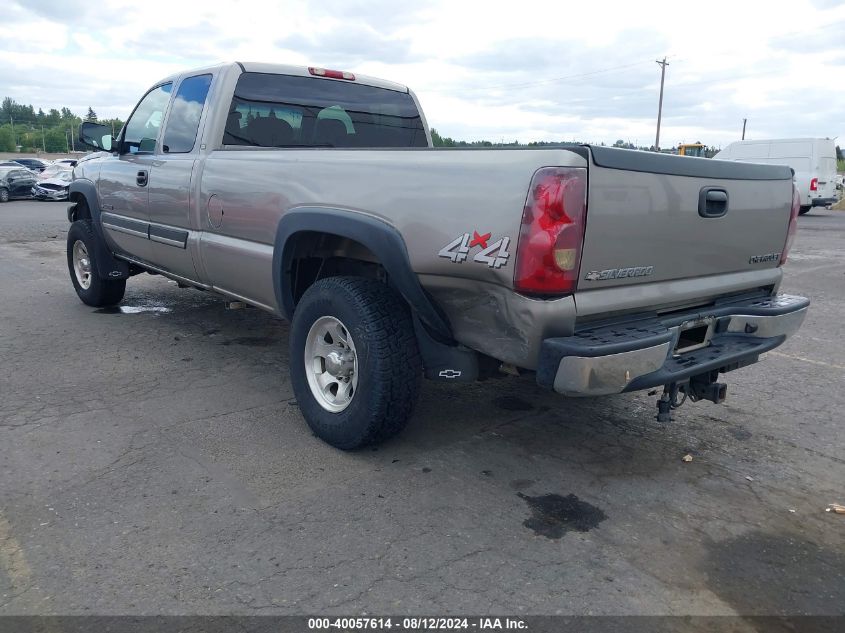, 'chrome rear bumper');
536,294,809,396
